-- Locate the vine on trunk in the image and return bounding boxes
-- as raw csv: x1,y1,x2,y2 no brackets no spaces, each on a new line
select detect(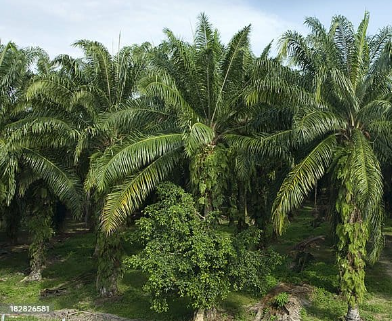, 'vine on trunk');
190,144,228,218
336,186,368,307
